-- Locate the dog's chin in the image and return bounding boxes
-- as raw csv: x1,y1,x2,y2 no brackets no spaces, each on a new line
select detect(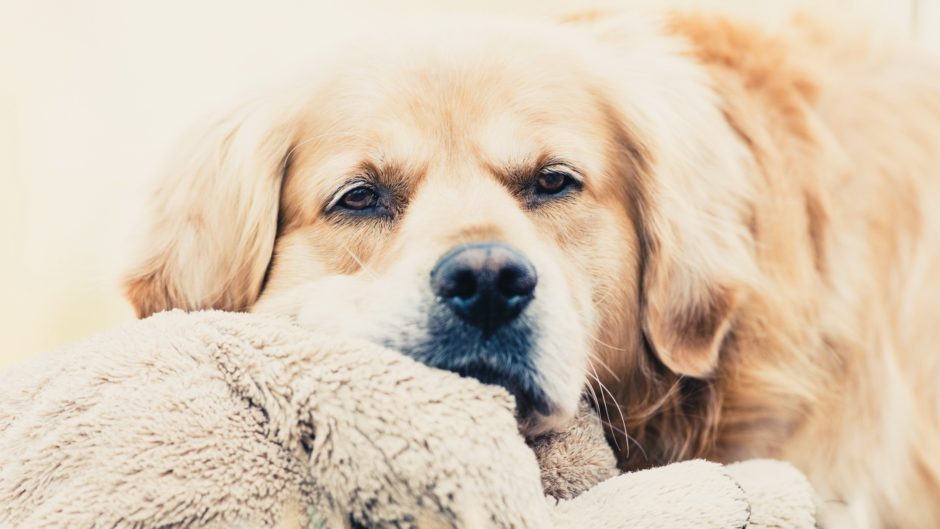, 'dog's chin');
438,358,555,420
387,309,581,437
399,346,578,437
